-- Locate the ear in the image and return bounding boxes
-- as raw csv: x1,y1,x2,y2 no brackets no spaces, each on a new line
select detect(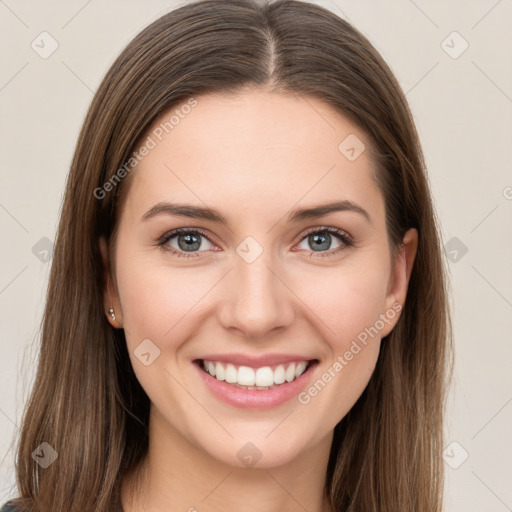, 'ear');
380,228,418,337
99,236,123,328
